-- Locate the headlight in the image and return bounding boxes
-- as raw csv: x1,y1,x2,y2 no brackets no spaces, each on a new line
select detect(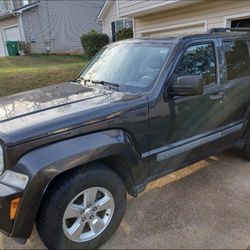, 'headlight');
0,170,29,189
0,145,4,176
